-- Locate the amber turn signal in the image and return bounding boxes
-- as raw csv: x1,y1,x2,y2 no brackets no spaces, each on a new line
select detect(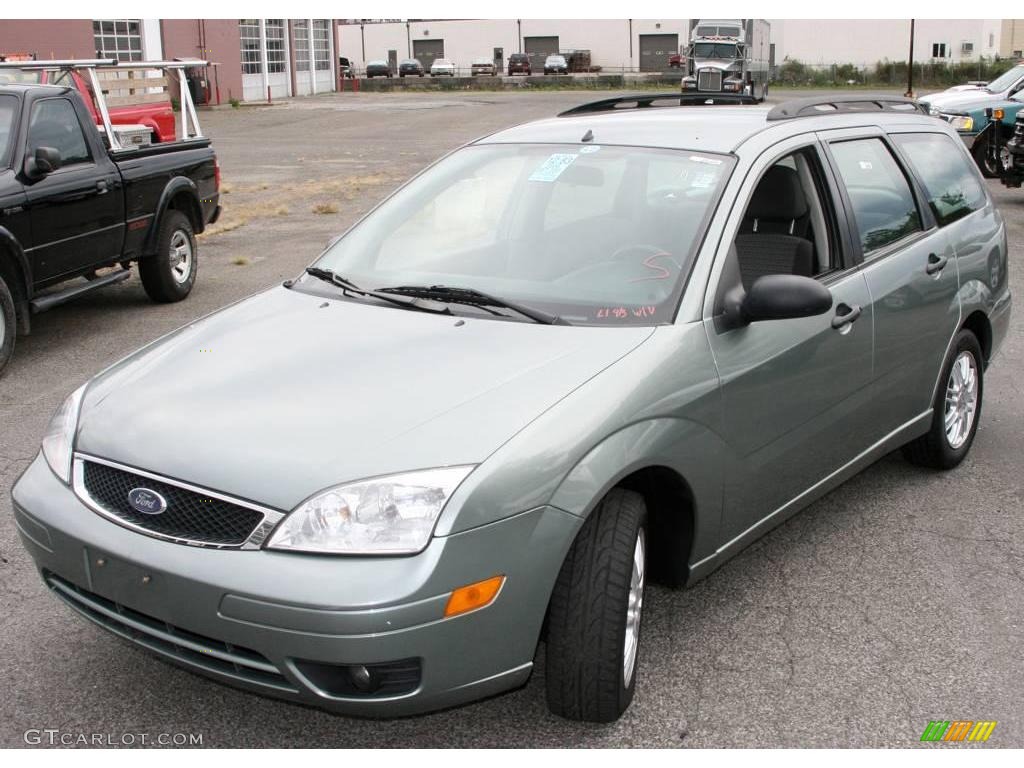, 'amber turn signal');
444,575,505,617
994,108,1005,120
